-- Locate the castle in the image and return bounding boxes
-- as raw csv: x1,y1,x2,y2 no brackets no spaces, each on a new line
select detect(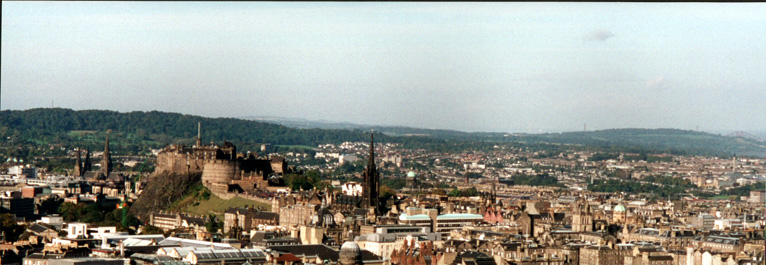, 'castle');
153,123,287,196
